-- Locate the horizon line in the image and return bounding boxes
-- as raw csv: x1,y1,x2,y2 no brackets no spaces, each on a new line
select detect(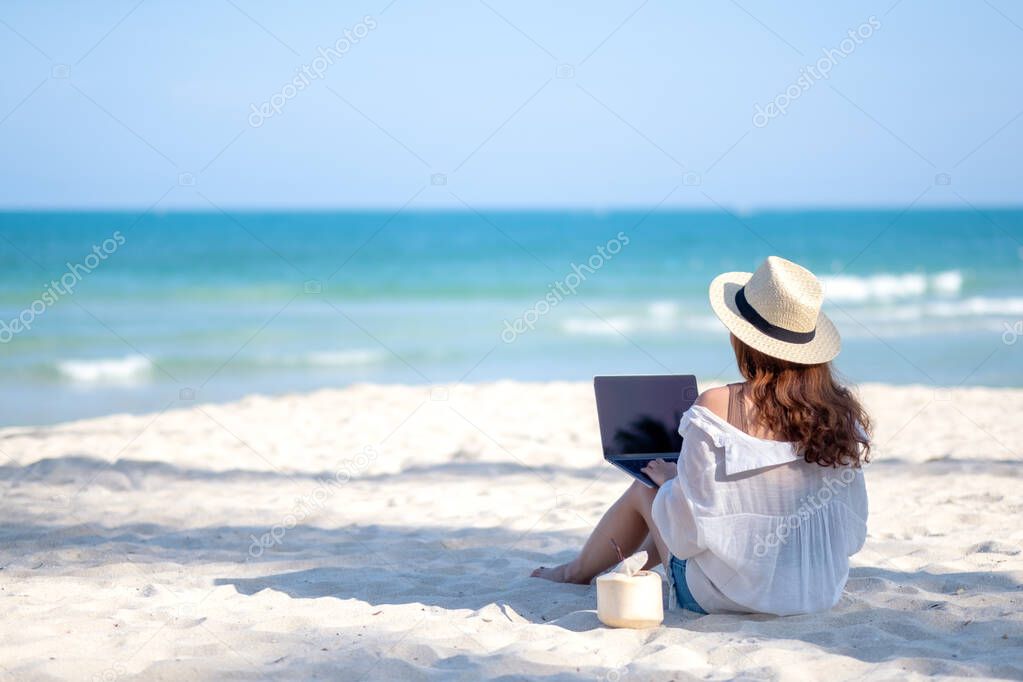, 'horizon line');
1,203,1022,214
